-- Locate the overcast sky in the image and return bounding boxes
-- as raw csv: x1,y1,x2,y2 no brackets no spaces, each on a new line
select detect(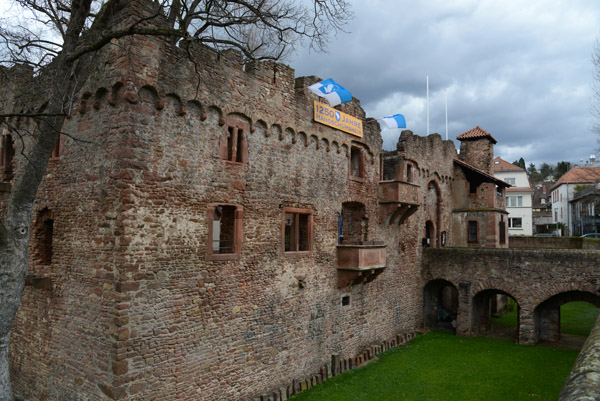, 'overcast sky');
290,0,600,168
